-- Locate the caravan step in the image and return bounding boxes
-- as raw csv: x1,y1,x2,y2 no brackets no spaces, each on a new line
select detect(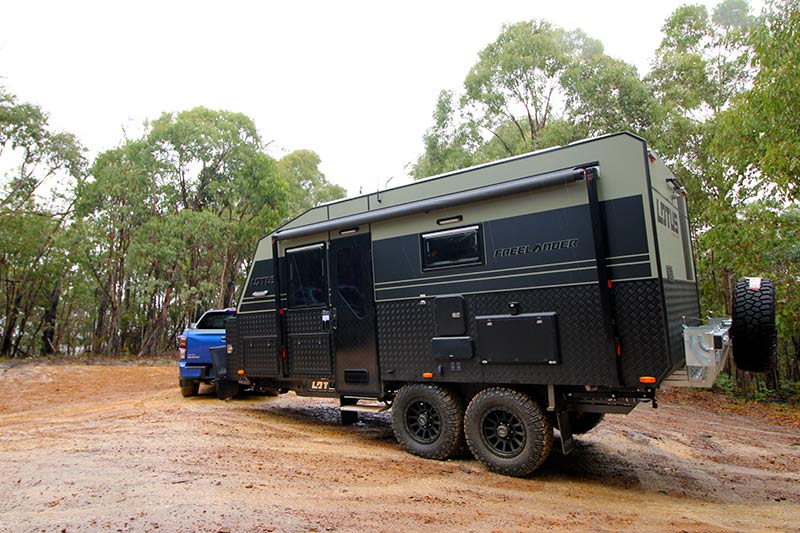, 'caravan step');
662,366,691,387
340,403,389,413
